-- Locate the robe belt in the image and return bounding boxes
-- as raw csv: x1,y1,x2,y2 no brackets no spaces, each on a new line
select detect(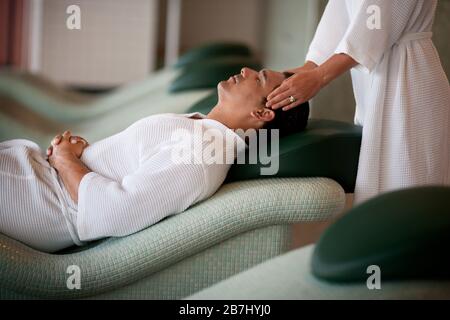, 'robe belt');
398,32,433,44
